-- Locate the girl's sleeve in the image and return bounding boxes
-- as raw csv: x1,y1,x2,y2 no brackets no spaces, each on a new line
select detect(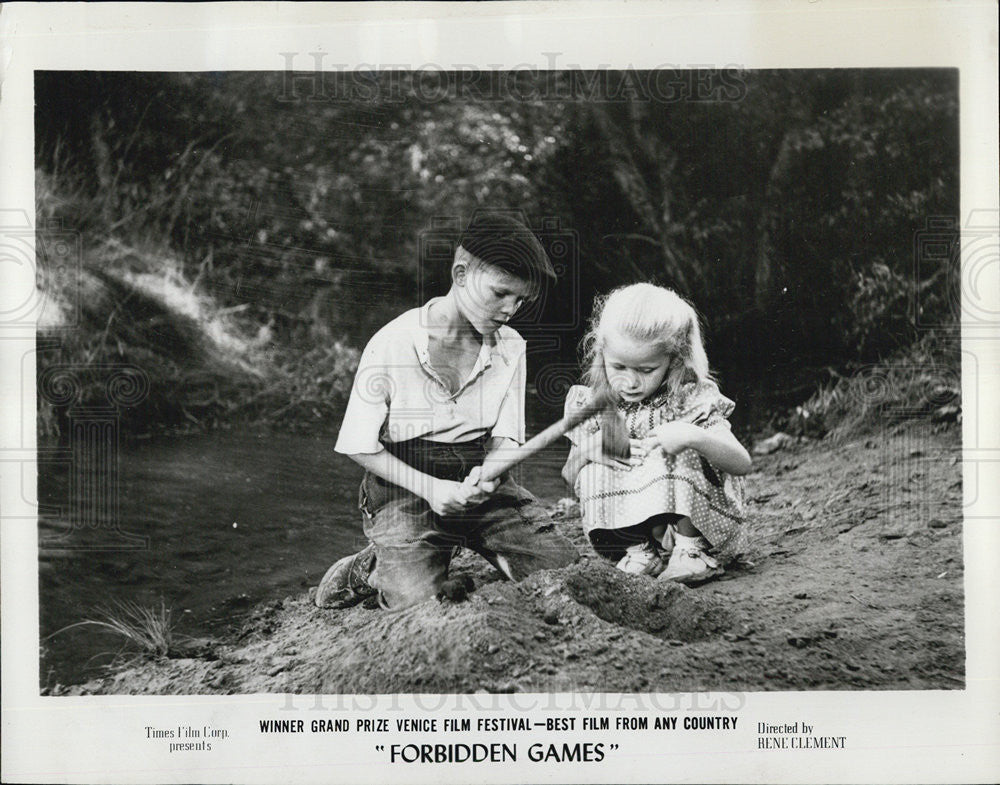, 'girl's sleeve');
563,385,600,444
681,381,736,431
